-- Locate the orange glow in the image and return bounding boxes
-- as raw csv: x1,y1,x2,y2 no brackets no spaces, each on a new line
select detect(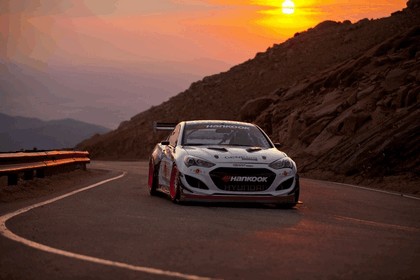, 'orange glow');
249,0,406,43
3,0,408,68
251,0,318,39
0,0,409,128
